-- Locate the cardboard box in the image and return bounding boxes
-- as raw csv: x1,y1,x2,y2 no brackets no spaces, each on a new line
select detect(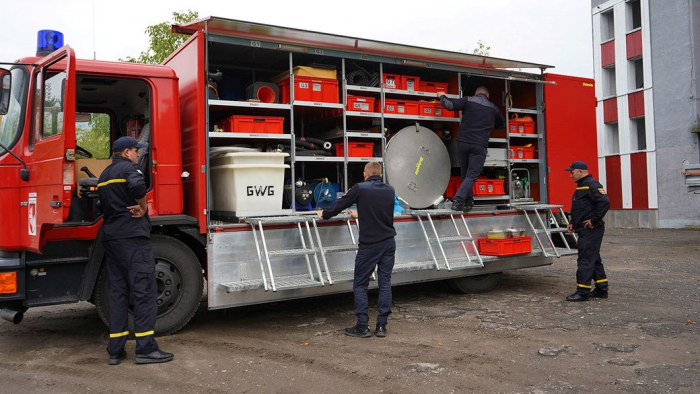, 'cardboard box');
271,66,337,83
